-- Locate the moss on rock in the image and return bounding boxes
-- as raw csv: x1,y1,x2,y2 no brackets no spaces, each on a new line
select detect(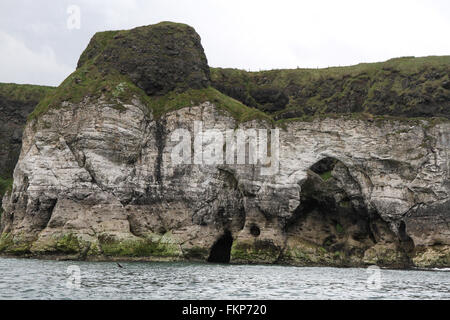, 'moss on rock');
29,233,85,255
231,239,281,264
363,243,410,268
412,245,450,268
54,234,82,254
282,240,351,267
0,233,32,255
98,233,181,258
